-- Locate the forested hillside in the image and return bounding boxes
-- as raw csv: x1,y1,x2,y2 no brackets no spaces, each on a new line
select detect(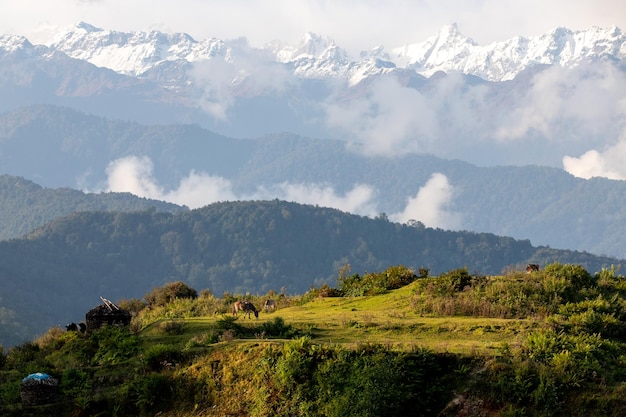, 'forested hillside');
3,106,626,259
0,175,186,240
0,199,622,347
